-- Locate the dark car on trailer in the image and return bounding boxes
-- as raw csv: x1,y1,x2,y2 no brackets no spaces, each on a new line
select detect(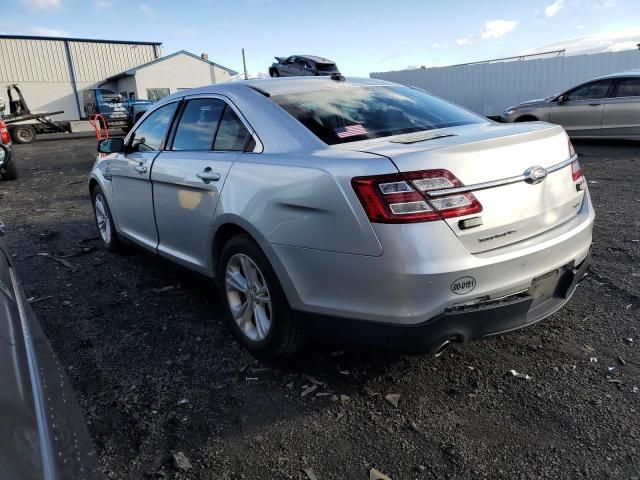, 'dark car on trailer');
0,119,17,180
269,55,340,77
0,236,104,479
